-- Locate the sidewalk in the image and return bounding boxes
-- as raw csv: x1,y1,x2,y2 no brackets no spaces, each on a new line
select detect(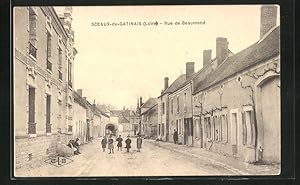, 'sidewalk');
148,140,280,175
